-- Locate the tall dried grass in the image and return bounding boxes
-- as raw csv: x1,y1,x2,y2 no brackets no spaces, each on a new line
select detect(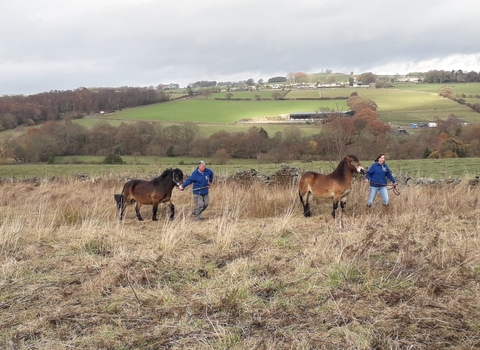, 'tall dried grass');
1,177,480,349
